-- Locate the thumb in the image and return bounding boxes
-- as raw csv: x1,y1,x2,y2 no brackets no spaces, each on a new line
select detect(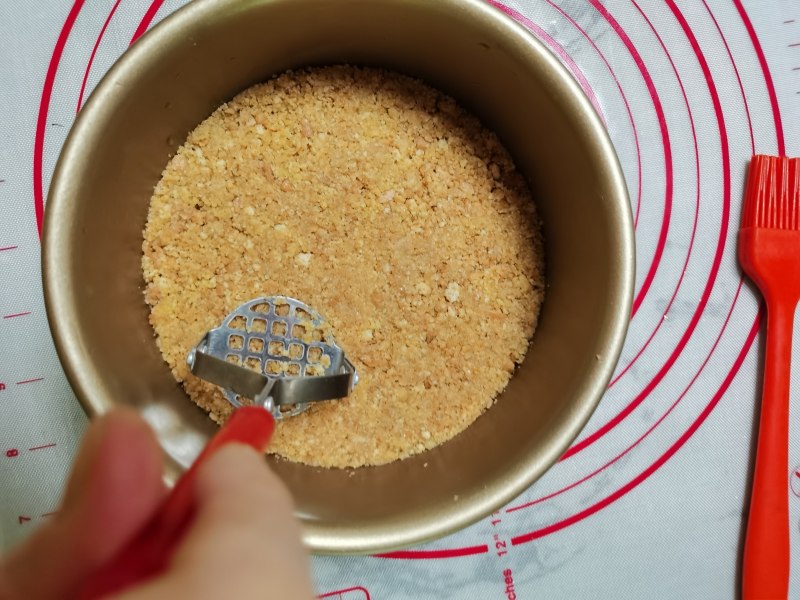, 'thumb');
0,409,166,599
